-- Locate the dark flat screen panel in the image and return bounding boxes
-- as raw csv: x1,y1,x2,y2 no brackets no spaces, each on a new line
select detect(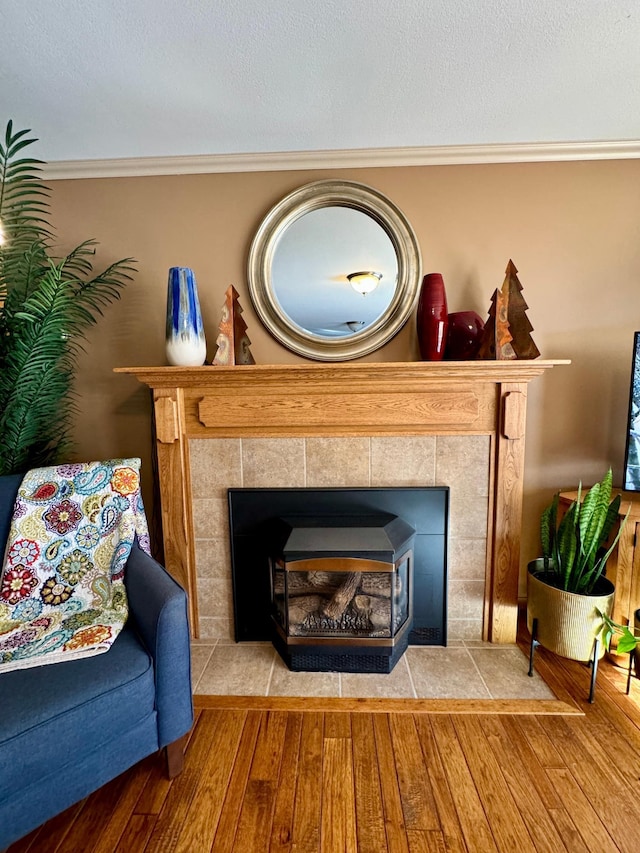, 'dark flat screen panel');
624,331,640,491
